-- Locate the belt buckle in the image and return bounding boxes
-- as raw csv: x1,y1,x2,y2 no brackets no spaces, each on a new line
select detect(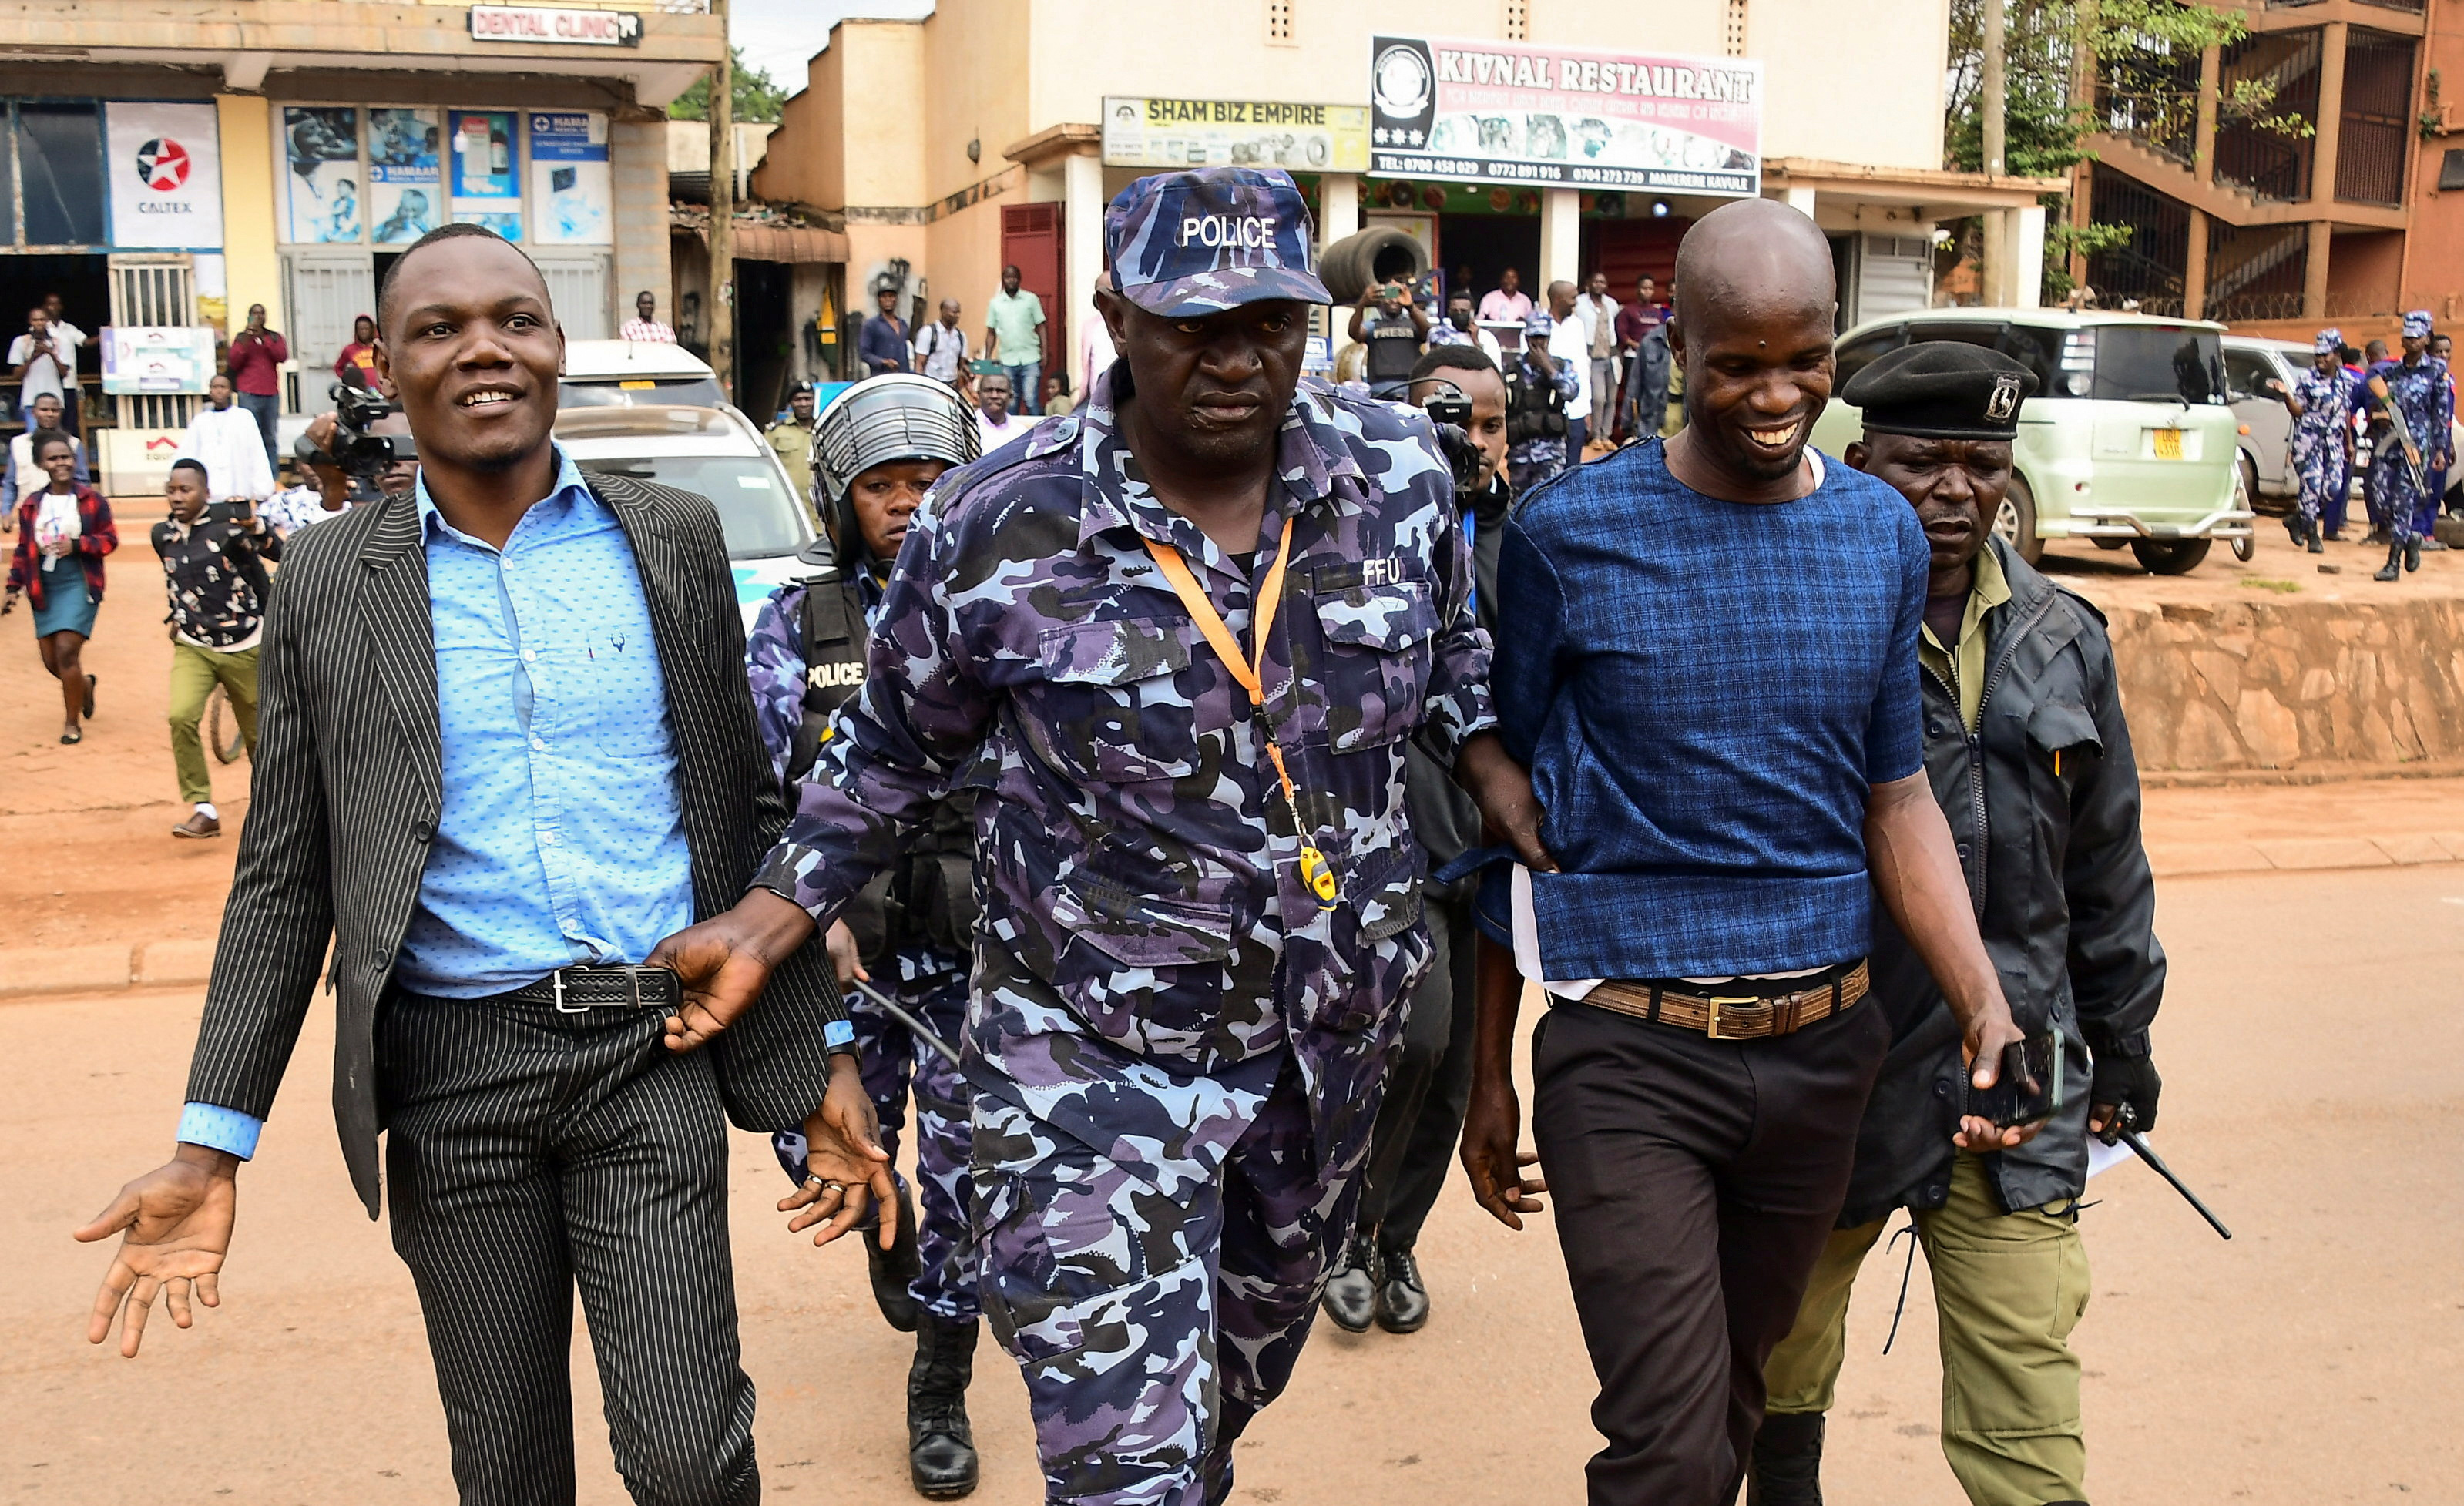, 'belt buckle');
1706,995,1759,1040
552,970,584,1015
